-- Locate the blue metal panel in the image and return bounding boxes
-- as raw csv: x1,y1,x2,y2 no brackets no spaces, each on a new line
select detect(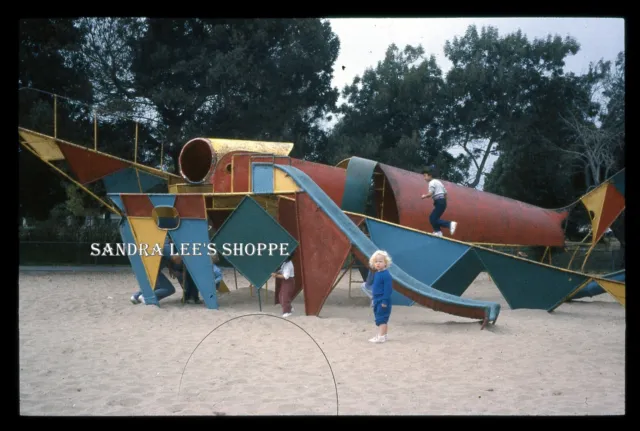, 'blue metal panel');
341,157,377,214
366,218,471,305
212,196,298,294
431,248,485,296
137,170,167,193
102,167,140,193
108,195,126,214
119,218,158,305
252,163,274,194
169,219,219,309
475,249,590,310
611,168,625,197
148,194,177,208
